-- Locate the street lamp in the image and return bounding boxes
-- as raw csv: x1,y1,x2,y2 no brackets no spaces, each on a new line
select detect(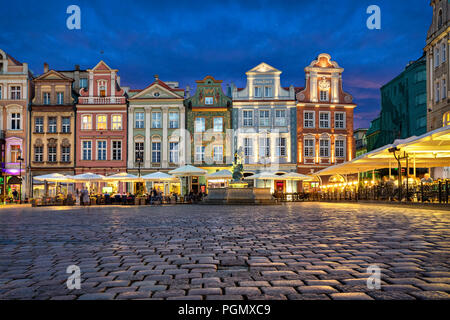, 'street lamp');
17,152,24,204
